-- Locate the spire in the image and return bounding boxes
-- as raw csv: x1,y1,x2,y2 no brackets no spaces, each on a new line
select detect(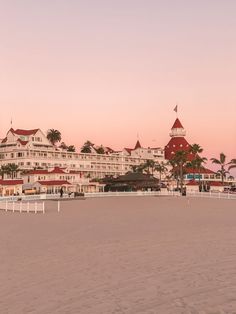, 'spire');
171,118,184,129
170,118,186,138
134,140,142,150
